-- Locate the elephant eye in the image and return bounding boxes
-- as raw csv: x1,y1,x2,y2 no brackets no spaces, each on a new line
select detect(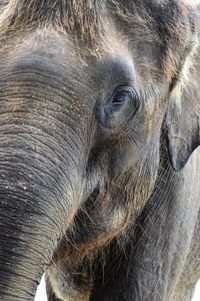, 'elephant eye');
111,90,131,104
100,86,139,129
110,86,138,107
109,86,139,113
